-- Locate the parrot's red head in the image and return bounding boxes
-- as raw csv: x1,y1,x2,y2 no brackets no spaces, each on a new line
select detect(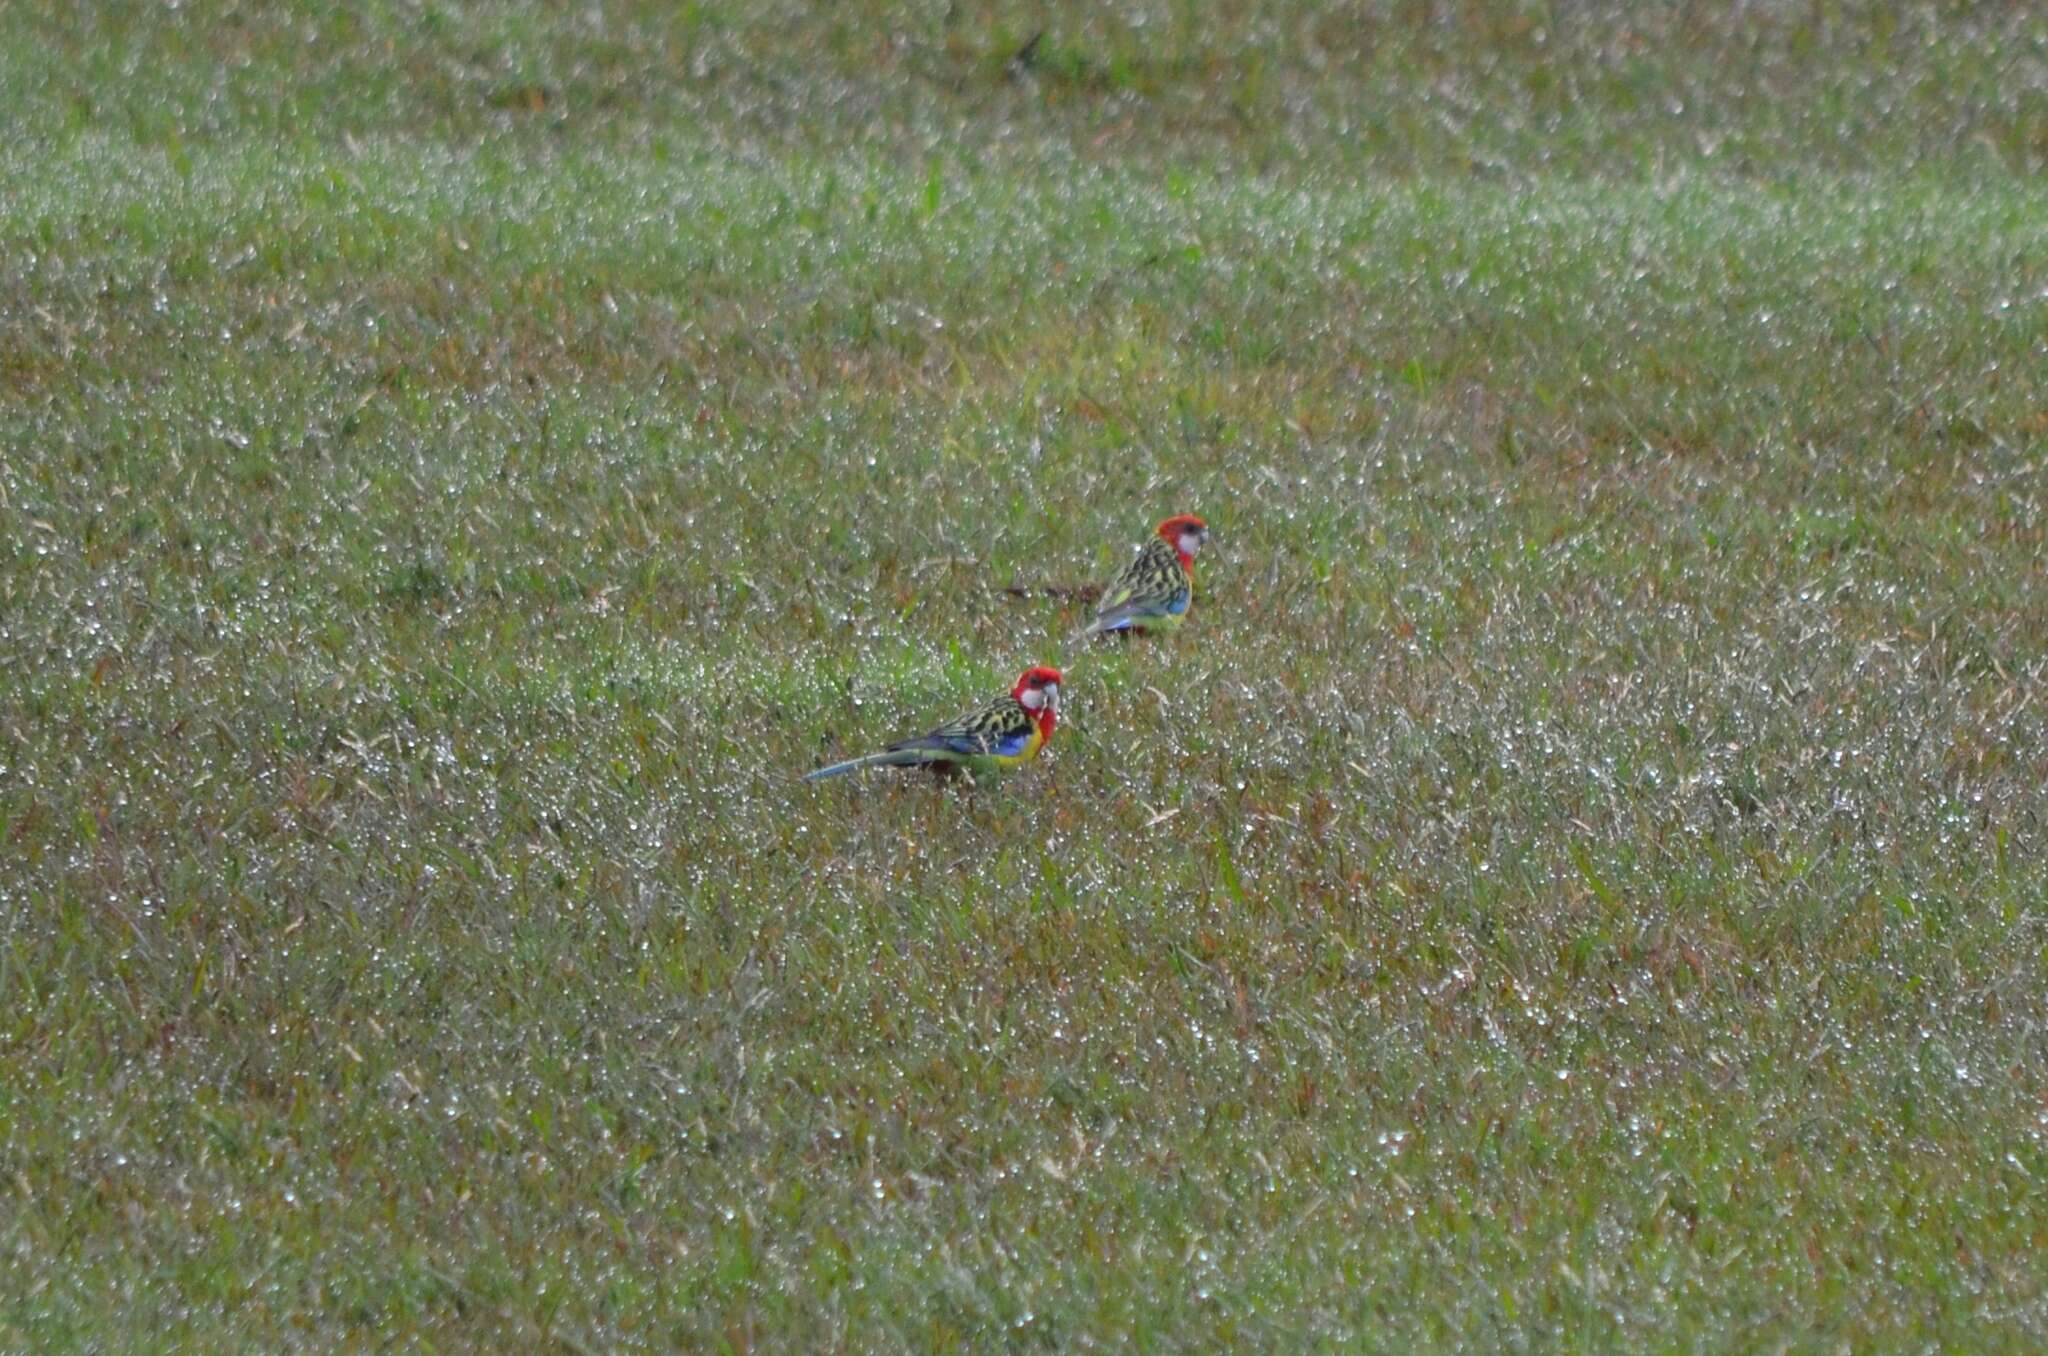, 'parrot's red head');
1156,514,1210,571
1012,665,1063,735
